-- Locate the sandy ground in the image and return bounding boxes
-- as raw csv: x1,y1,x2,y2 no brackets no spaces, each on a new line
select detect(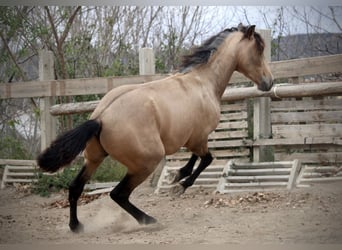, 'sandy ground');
0,181,341,244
